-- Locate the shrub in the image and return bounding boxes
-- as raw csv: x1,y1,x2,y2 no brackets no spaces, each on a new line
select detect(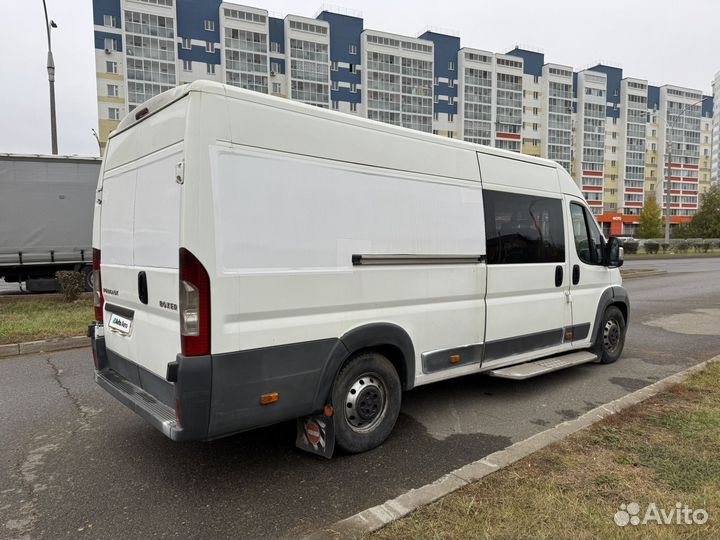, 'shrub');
692,241,704,253
644,241,660,255
702,241,712,253
676,241,690,254
661,242,670,254
623,240,639,255
56,271,84,302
